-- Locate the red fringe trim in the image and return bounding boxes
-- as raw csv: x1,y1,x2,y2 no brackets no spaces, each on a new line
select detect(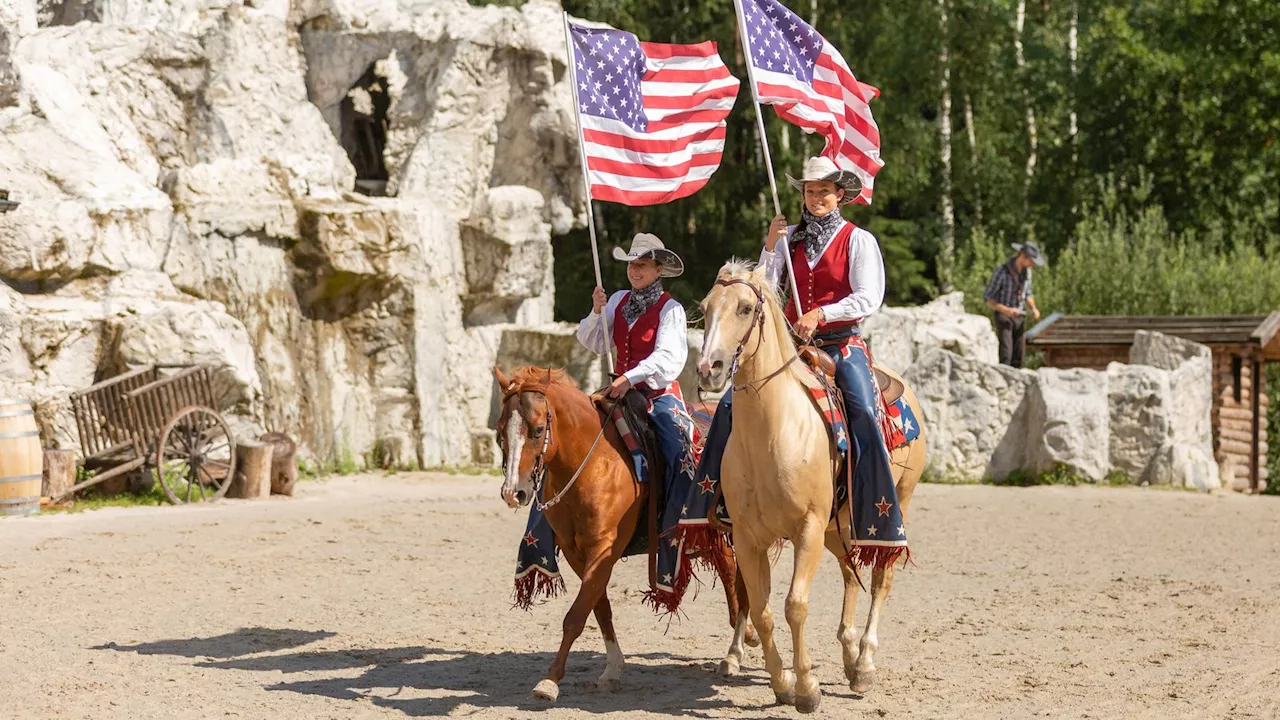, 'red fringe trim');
512,569,566,611
672,524,726,563
642,555,697,619
844,545,910,571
